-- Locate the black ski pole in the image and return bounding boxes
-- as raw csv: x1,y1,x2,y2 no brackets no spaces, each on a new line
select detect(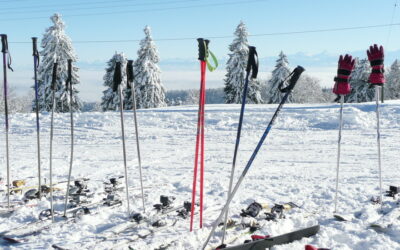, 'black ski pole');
113,61,131,218
49,59,58,222
32,37,42,199
127,60,145,213
63,59,74,217
1,34,12,209
202,66,305,249
221,46,258,244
